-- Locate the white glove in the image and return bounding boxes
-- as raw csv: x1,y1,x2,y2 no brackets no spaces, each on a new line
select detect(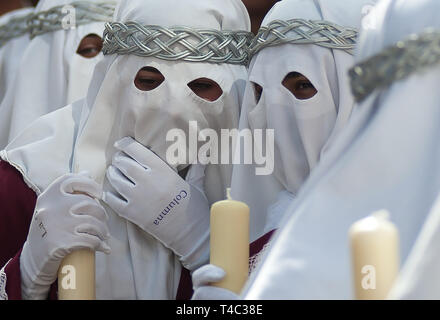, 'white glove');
191,264,239,300
103,137,210,270
20,173,111,300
